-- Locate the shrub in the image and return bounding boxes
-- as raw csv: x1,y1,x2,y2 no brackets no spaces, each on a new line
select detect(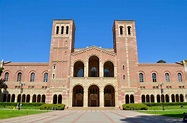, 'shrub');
144,102,187,107
0,102,44,109
40,104,65,110
122,103,148,110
